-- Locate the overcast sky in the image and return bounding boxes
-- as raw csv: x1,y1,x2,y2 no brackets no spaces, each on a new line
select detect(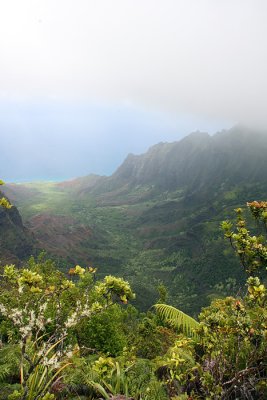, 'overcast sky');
1,0,266,181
